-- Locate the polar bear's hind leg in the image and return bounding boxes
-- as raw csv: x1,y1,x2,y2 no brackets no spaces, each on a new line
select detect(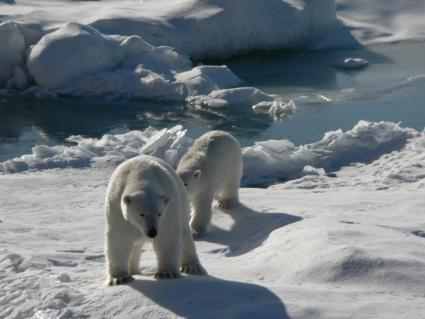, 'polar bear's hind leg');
181,224,207,275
